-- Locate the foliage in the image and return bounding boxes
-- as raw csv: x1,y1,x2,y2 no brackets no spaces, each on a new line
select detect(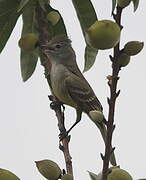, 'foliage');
0,0,144,180
0,0,21,53
0,0,141,80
